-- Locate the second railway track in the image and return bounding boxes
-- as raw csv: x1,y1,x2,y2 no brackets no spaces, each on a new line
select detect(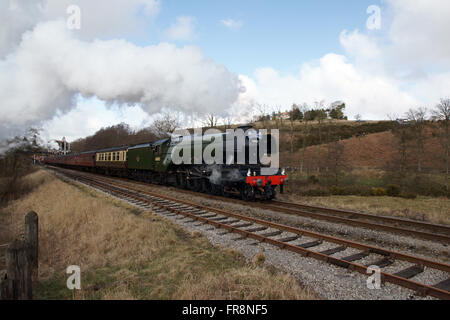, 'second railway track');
68,168,450,244
50,167,450,300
